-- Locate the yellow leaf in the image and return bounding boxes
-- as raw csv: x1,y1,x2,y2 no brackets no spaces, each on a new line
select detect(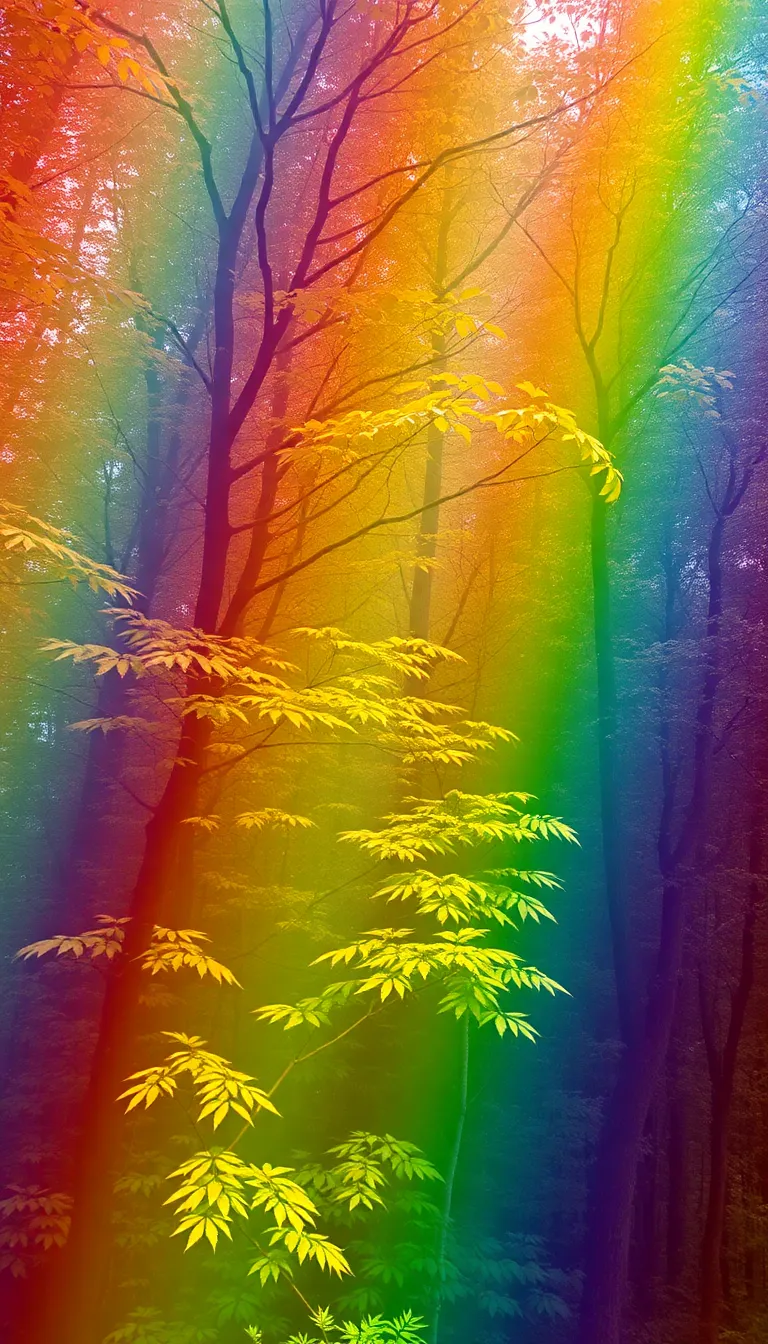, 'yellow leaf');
213,1102,230,1128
